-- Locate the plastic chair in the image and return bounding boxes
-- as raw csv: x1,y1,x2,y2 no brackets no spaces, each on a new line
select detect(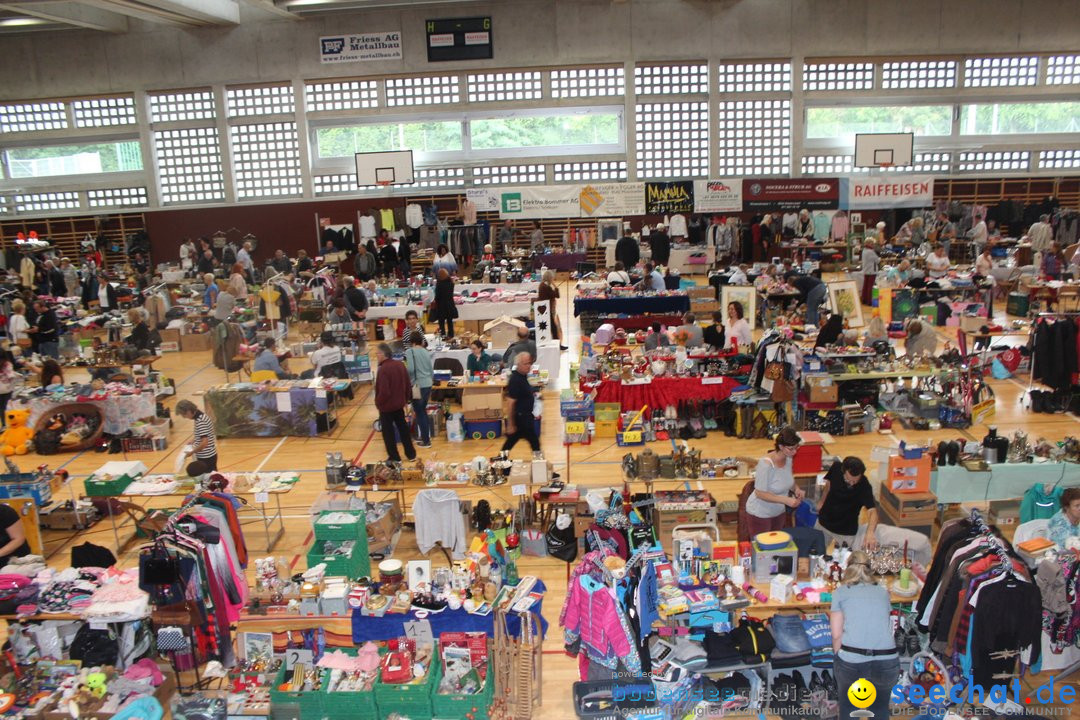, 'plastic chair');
250,370,278,382
432,357,464,402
